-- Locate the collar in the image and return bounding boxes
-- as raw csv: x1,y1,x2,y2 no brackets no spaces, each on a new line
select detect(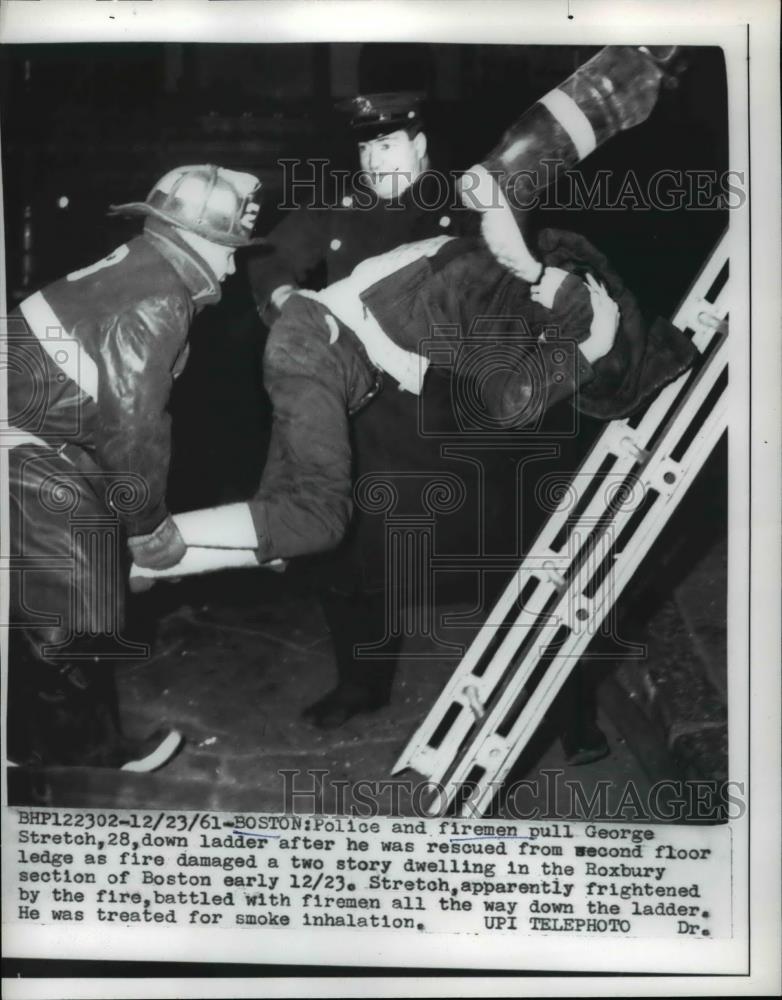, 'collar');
299,287,430,396
390,171,438,211
143,219,222,309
